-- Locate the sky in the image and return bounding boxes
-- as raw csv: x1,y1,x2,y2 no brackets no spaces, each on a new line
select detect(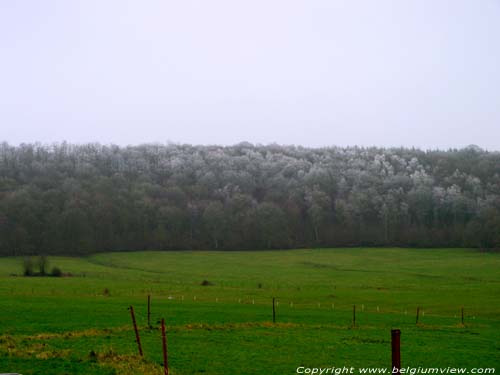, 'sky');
1,1,499,150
